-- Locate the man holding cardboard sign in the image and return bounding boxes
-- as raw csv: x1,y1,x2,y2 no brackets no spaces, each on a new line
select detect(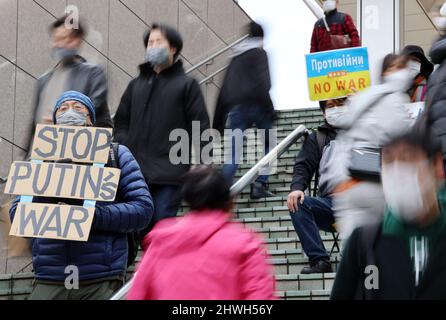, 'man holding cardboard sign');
8,91,153,300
